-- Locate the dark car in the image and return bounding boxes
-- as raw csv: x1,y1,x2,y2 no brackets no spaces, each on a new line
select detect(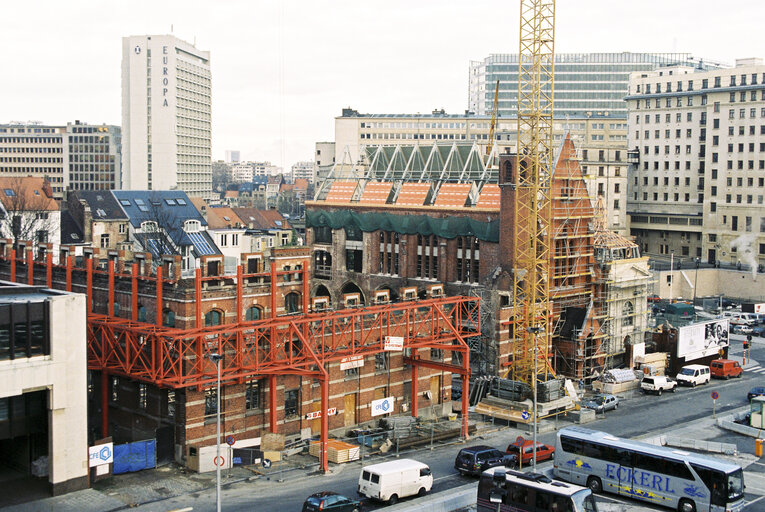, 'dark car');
302,492,361,512
752,325,765,337
454,445,508,476
748,387,765,401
